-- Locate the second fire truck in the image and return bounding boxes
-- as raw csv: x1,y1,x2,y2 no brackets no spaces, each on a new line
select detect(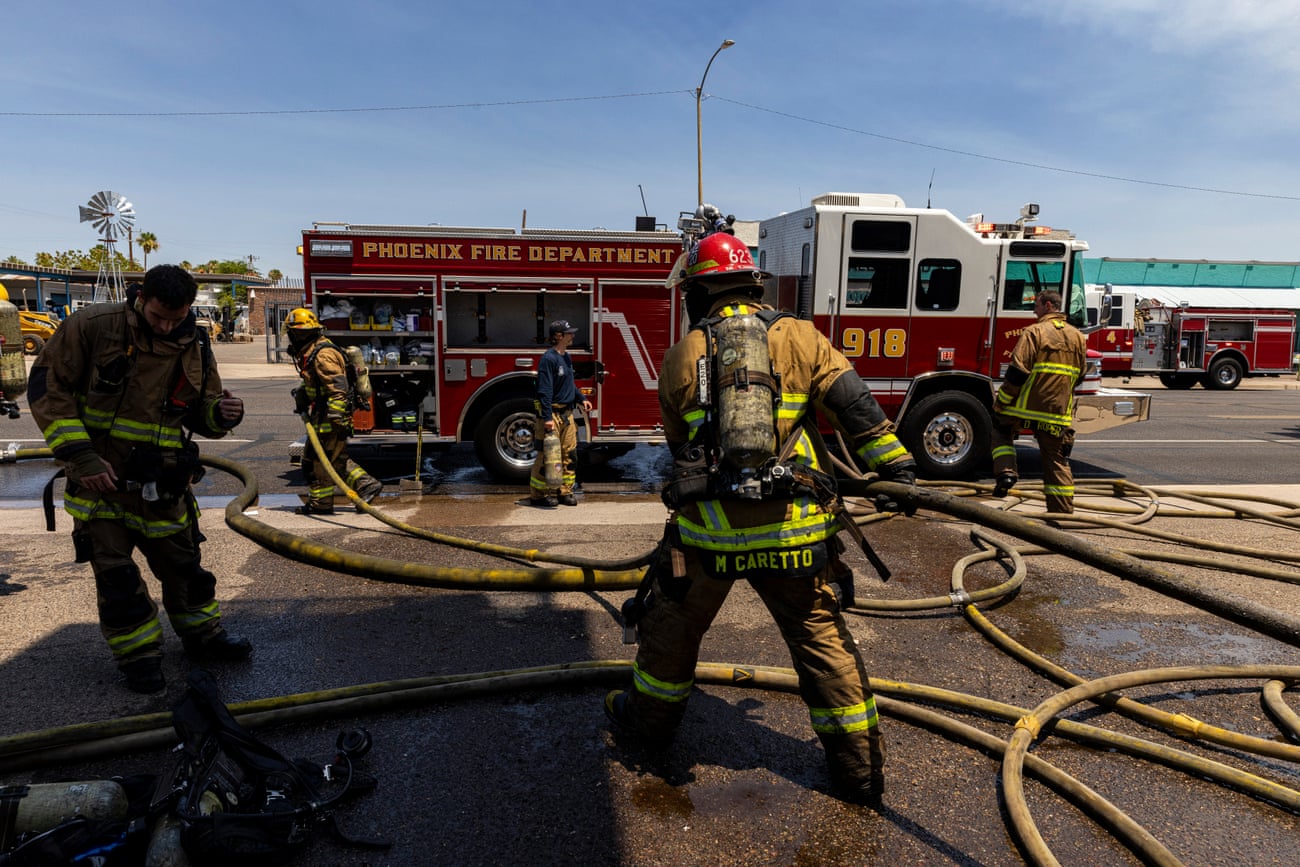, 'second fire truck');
1086,286,1298,389
296,194,1150,482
